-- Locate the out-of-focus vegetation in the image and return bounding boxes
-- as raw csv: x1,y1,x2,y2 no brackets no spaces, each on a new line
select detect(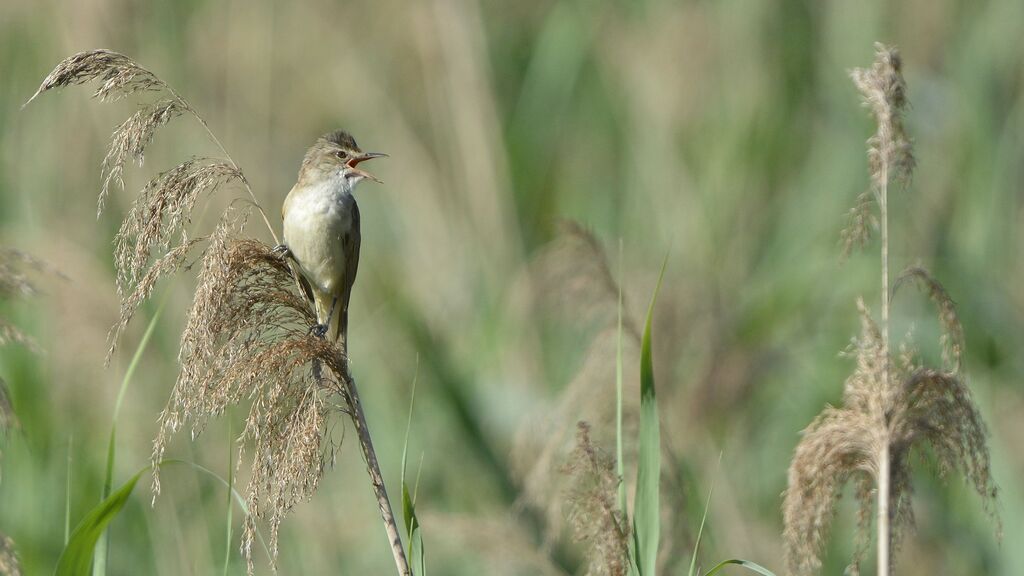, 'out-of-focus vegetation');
0,0,1021,574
